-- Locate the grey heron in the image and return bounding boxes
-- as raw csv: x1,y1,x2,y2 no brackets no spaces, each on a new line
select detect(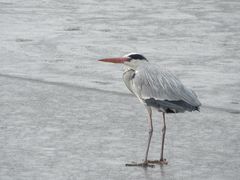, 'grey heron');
98,53,201,167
